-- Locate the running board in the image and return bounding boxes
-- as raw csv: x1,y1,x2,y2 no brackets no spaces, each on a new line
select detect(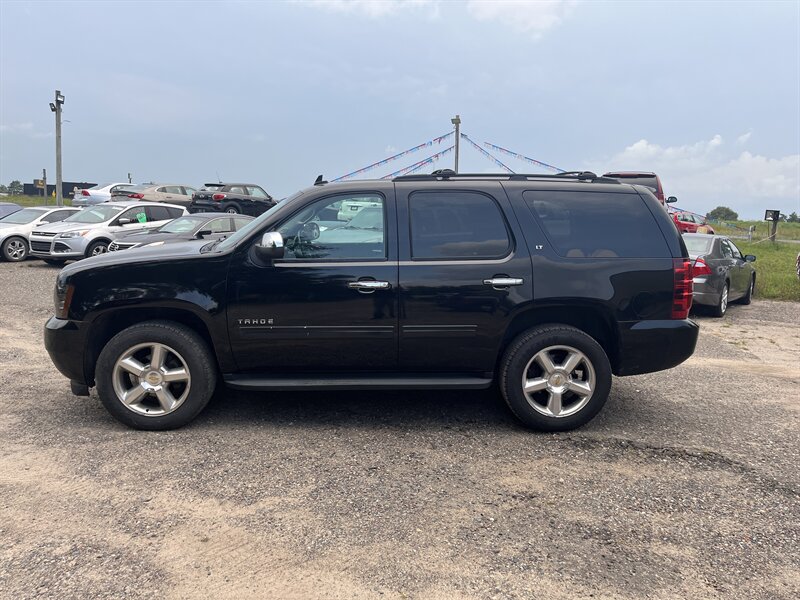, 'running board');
223,373,493,392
